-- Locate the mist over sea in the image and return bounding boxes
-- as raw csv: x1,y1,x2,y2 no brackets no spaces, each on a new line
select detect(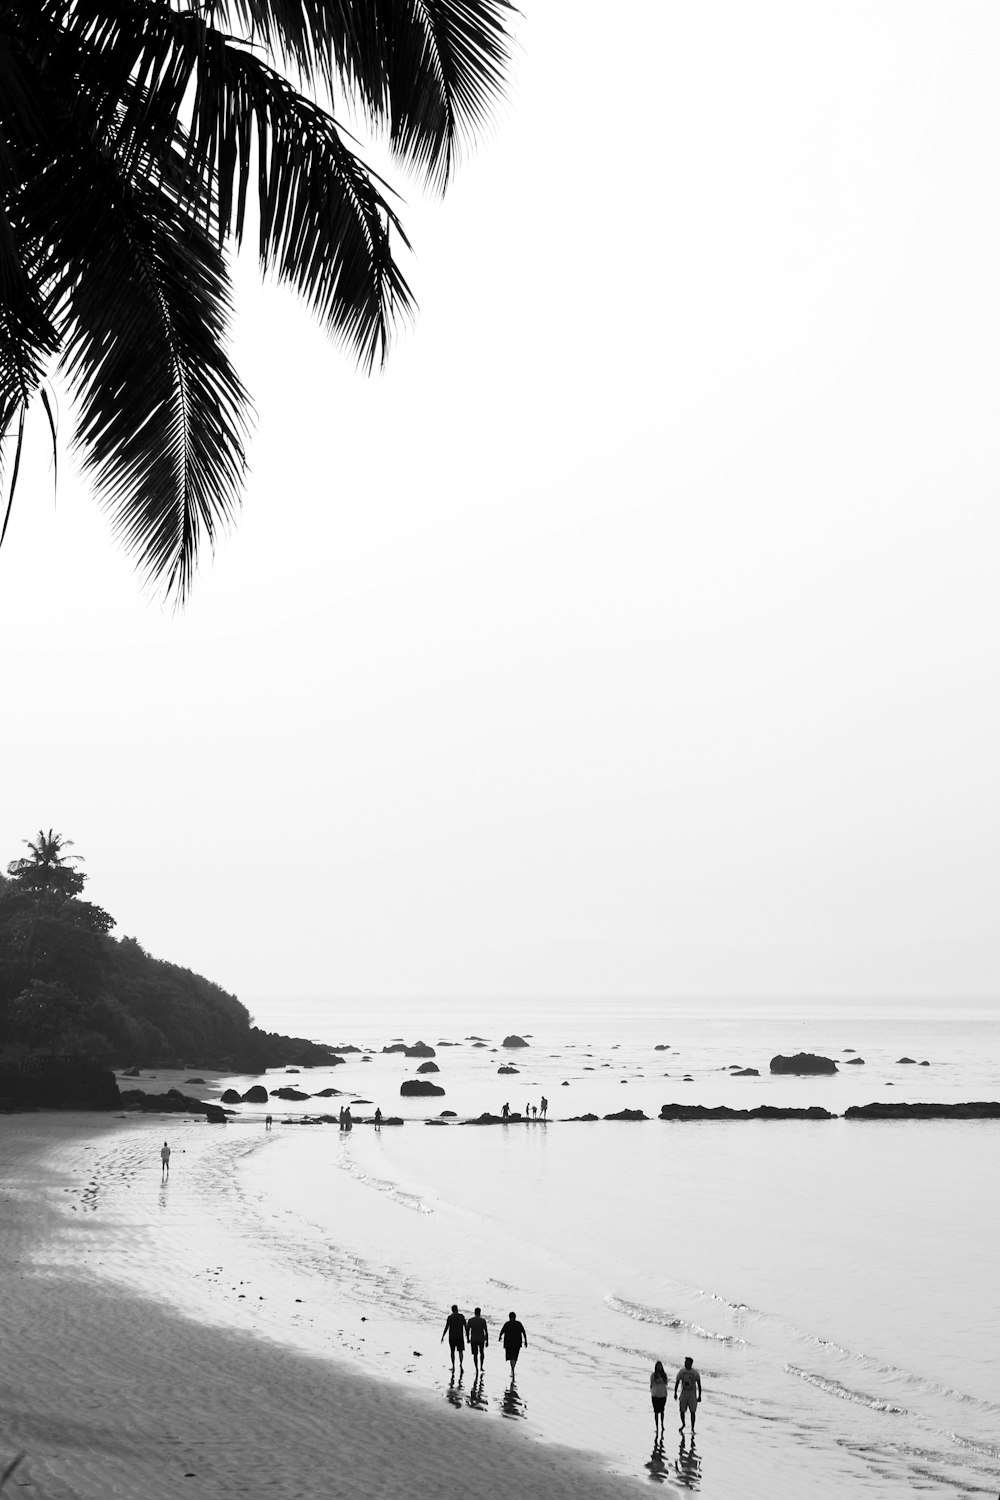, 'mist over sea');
68,998,1000,1498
